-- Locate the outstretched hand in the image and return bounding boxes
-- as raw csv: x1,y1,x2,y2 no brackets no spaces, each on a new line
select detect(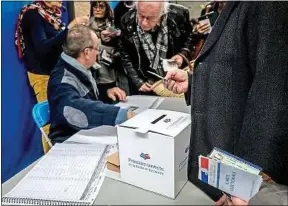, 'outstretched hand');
163,69,189,94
